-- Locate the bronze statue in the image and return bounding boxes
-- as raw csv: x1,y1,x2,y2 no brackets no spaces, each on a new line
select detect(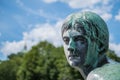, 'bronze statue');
61,11,120,80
